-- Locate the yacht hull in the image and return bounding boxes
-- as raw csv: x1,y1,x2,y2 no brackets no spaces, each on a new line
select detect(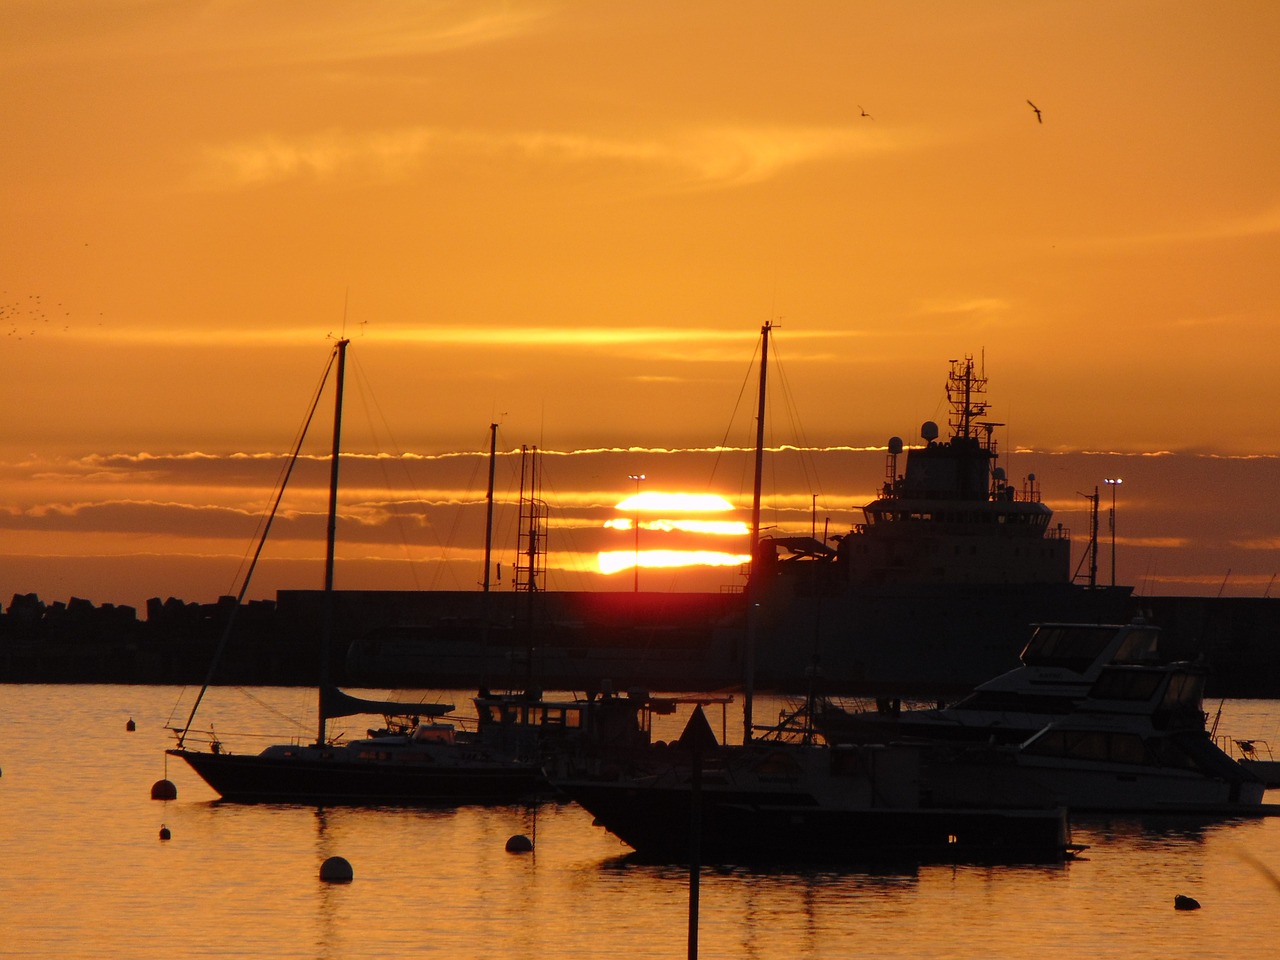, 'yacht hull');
560,776,1071,864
